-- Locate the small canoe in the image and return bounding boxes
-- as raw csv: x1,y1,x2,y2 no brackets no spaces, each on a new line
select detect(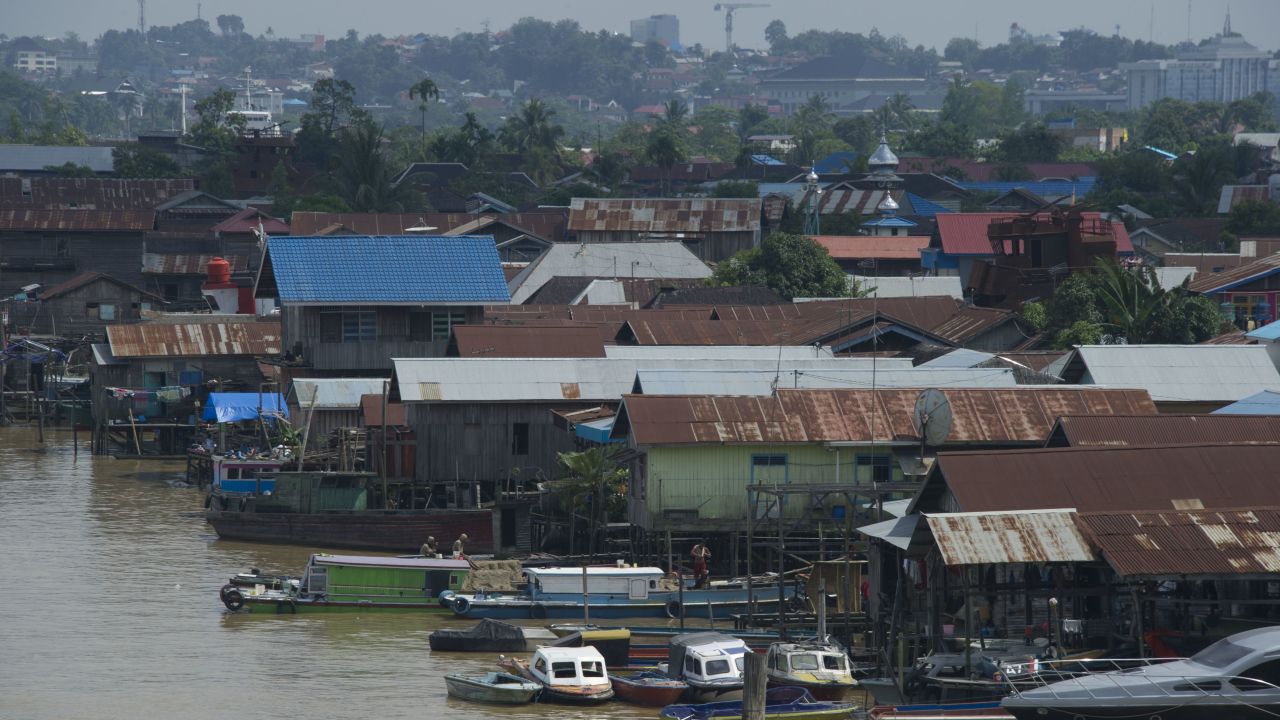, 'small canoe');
660,685,856,720
444,672,541,705
612,670,688,707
